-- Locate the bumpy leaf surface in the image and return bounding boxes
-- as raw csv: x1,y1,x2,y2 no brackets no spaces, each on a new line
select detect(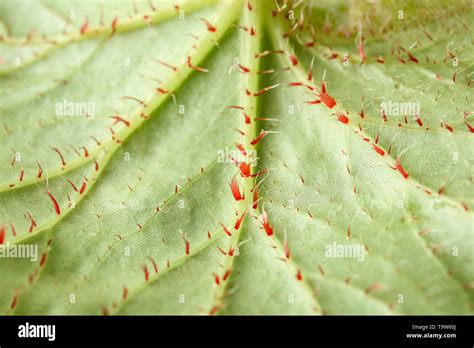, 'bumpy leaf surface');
0,0,473,315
